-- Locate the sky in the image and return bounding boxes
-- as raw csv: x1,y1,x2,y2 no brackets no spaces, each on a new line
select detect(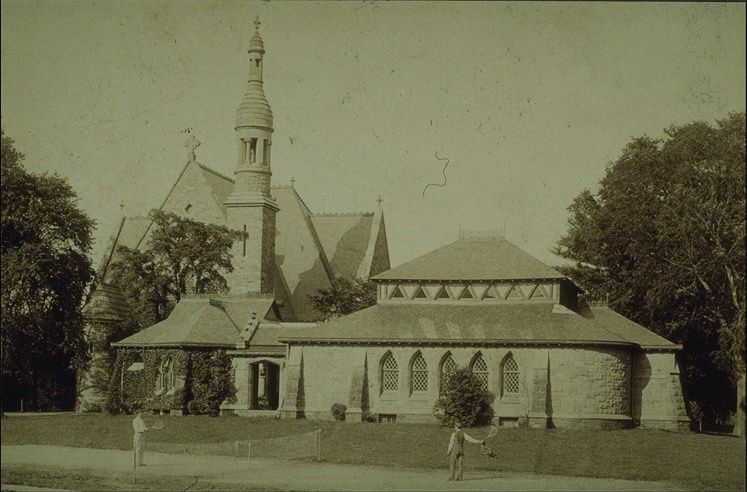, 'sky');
2,1,745,269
